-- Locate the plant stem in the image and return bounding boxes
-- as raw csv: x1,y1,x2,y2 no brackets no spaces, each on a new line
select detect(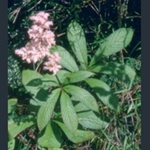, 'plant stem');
35,59,43,72
118,0,124,65
55,75,62,87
